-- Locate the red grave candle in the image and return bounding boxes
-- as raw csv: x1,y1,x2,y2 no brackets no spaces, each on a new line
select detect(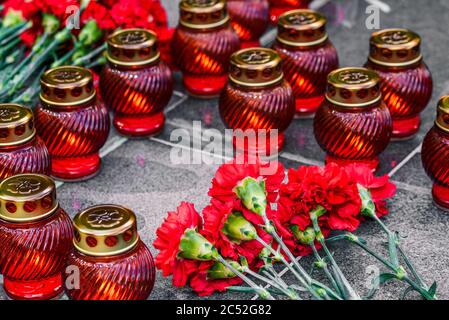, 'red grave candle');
314,68,392,170
421,96,449,211
268,0,311,24
35,66,110,181
365,29,433,140
0,174,73,300
219,48,295,156
273,9,339,118
100,29,173,137
65,205,155,300
172,0,240,97
227,0,269,48
0,104,50,180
